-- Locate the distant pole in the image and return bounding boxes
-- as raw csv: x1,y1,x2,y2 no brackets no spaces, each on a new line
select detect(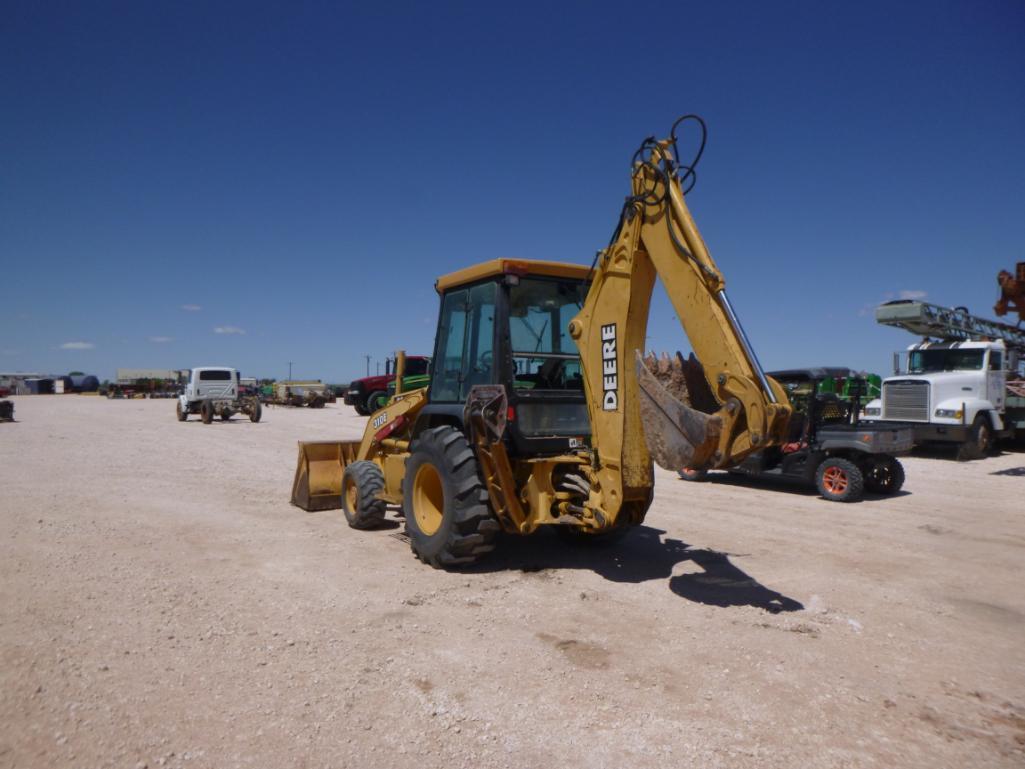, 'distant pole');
376,361,380,375
364,355,371,376
288,361,293,381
